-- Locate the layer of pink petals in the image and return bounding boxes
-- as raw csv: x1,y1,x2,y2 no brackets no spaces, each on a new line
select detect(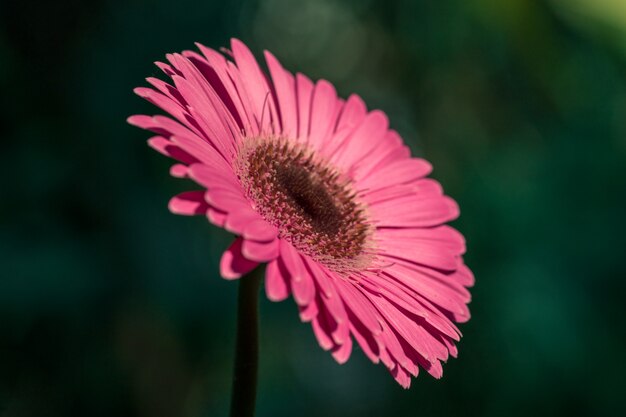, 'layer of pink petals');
129,38,473,388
